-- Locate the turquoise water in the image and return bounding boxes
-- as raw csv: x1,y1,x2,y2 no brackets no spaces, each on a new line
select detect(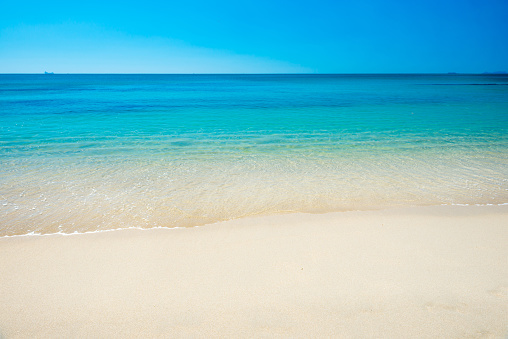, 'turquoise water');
1,74,507,235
